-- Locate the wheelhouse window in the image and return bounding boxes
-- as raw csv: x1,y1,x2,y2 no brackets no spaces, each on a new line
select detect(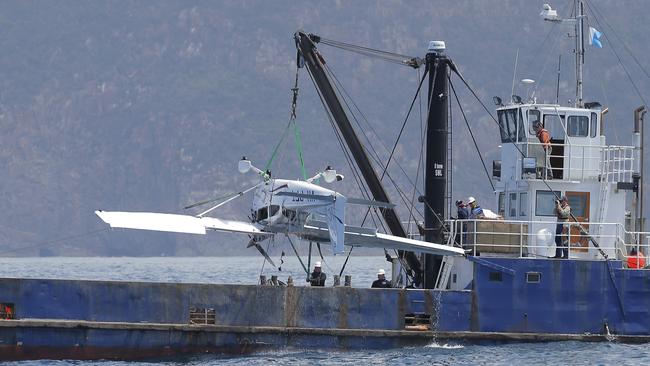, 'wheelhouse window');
528,109,541,134
498,109,519,143
509,193,517,218
590,113,598,137
567,116,589,137
519,192,528,217
498,192,505,216
543,114,565,139
535,190,561,216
